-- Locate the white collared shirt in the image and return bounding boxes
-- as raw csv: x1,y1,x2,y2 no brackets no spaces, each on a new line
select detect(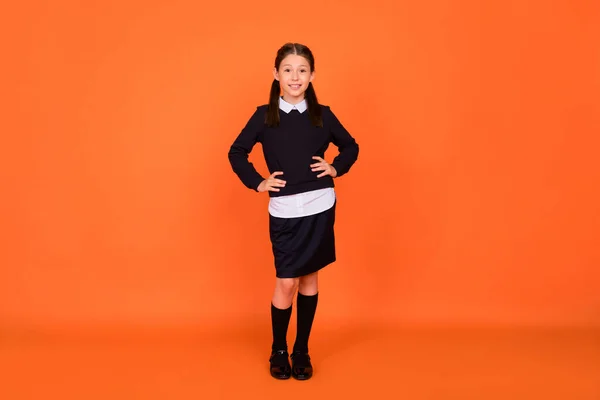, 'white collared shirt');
268,98,336,218
278,97,308,113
